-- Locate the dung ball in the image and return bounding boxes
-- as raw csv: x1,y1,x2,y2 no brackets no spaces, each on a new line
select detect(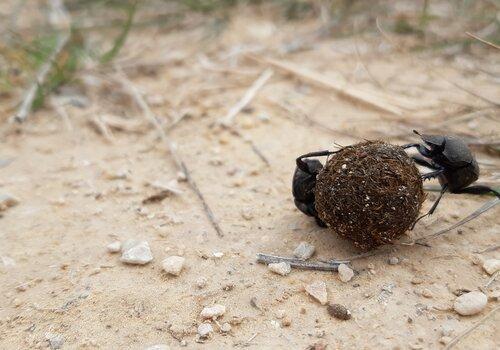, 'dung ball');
315,141,425,250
